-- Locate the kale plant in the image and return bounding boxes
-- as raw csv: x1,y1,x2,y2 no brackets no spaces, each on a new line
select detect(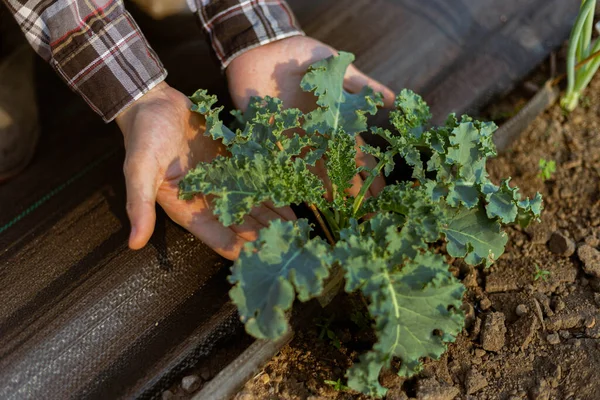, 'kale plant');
180,52,542,397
